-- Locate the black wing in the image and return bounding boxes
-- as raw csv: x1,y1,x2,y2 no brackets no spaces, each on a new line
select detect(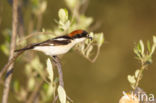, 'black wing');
15,35,72,52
